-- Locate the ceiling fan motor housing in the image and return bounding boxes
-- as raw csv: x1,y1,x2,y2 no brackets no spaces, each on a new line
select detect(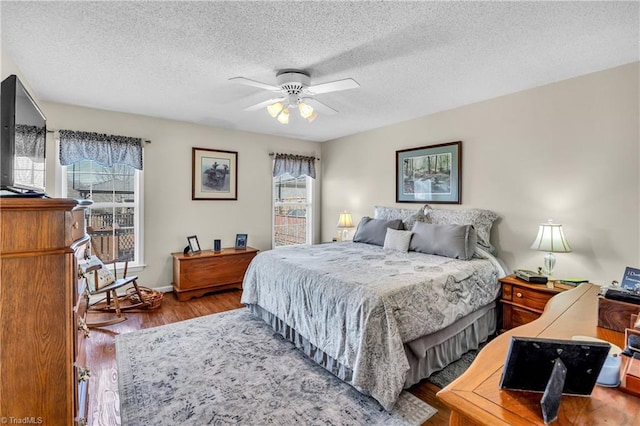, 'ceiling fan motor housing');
276,70,310,95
